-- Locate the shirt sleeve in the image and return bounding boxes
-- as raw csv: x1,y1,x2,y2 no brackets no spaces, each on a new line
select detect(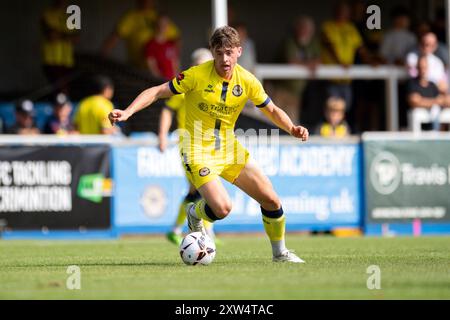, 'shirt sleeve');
169,67,196,95
248,75,271,108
